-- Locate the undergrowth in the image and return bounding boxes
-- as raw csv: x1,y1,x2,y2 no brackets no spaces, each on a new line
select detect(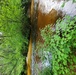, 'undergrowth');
37,15,76,75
